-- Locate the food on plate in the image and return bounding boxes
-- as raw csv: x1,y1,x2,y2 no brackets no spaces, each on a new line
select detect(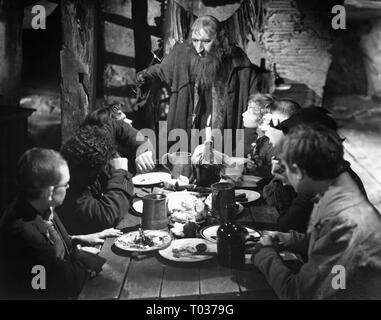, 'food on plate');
163,175,189,186
134,228,154,247
195,243,207,252
171,222,186,237
132,172,171,186
183,221,198,238
172,243,208,258
235,193,248,203
170,221,199,238
115,229,170,250
168,192,207,223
